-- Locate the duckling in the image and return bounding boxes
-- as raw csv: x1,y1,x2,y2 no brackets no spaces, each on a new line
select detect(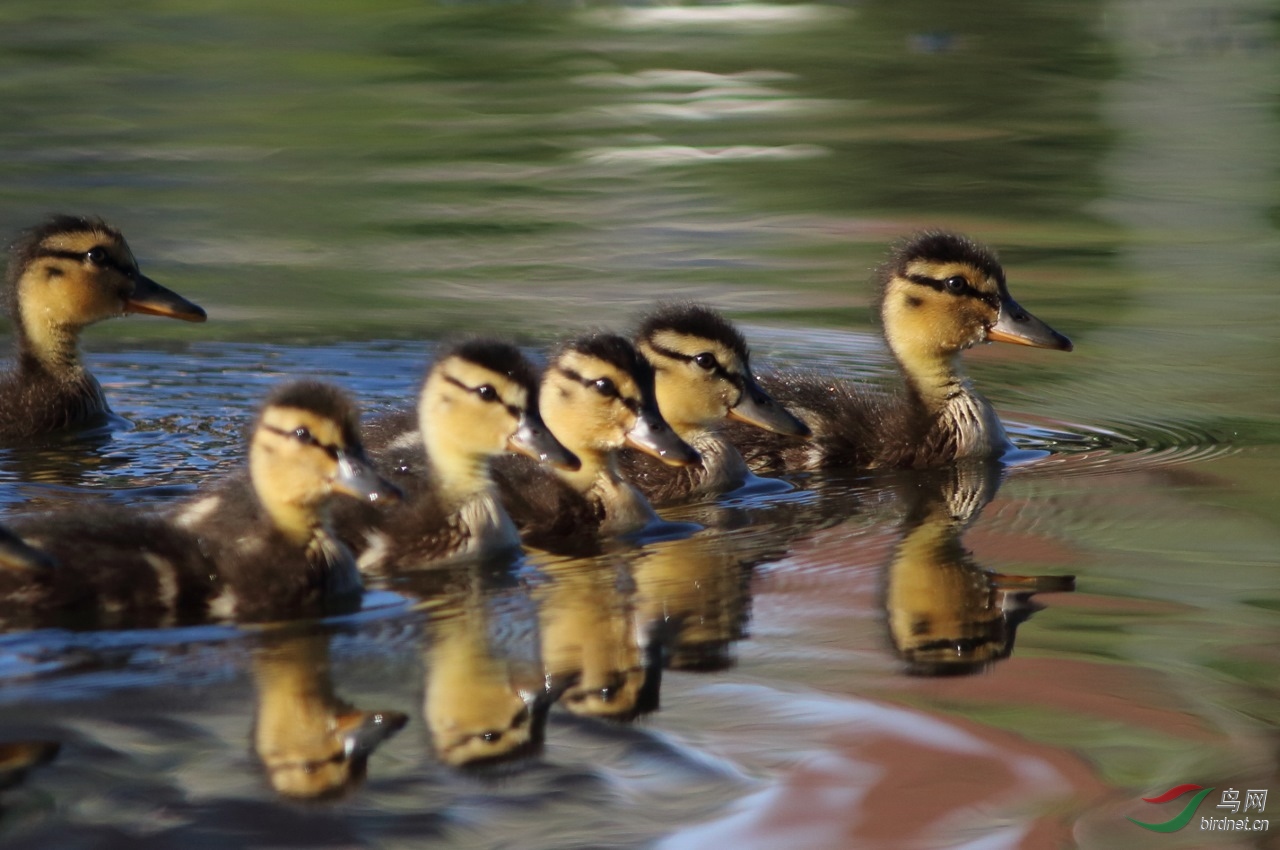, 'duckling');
622,303,811,504
1,381,398,627
0,215,206,440
493,332,699,549
351,339,579,571
730,232,1073,471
